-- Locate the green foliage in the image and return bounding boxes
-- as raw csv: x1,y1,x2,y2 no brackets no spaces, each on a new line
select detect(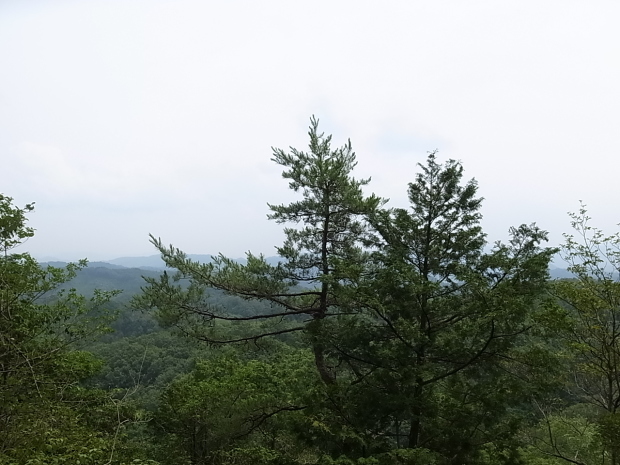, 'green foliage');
132,121,565,463
538,205,620,464
318,448,440,465
86,330,210,412
0,194,34,254
268,115,384,289
598,413,620,460
322,154,558,460
152,349,317,465
11,133,620,464
135,117,384,391
0,194,156,465
525,404,607,465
